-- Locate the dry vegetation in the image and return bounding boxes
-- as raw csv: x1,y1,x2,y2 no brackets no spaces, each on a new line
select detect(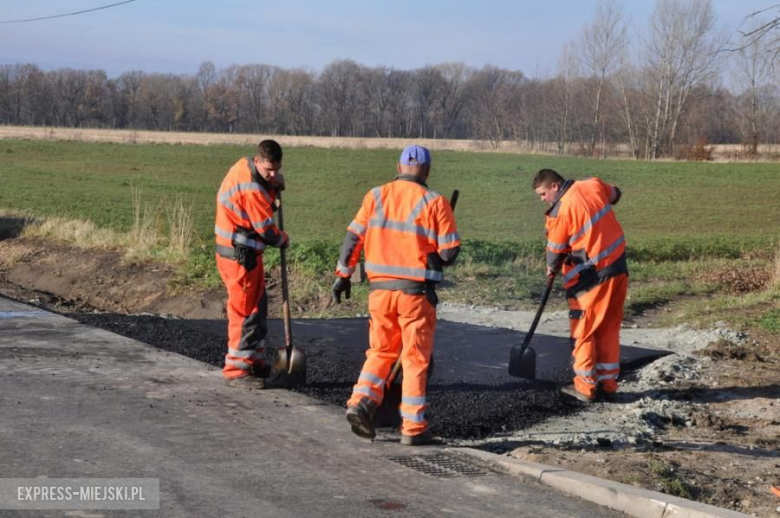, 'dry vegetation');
3,125,780,162
0,193,195,264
